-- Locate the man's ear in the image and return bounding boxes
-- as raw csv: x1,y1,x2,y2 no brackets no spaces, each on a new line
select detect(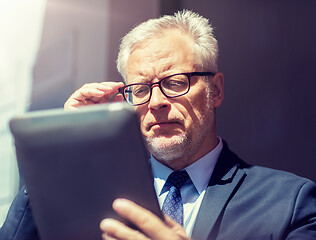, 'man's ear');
211,72,224,108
